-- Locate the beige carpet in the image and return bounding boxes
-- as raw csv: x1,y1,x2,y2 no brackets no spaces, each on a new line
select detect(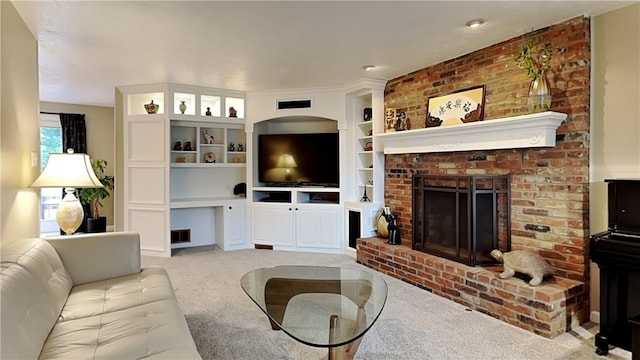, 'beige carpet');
142,245,631,360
